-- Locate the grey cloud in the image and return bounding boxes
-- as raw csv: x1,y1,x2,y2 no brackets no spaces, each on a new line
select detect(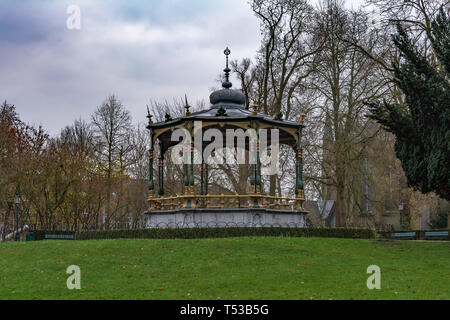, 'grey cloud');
0,0,261,134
